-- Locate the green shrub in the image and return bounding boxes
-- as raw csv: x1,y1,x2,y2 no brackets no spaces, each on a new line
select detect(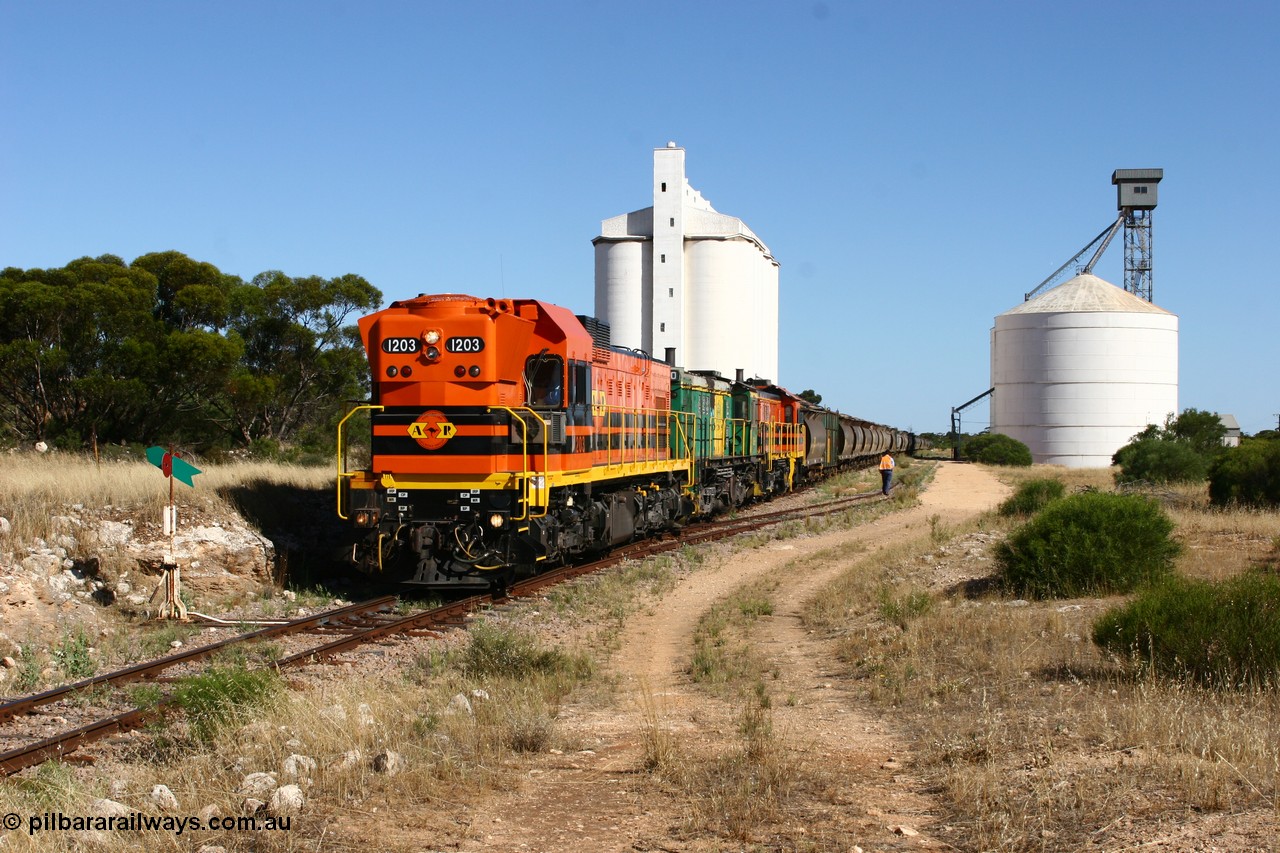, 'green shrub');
1112,438,1209,484
995,492,1179,598
171,665,282,743
878,587,932,629
52,630,97,680
1166,408,1228,455
1092,572,1280,687
1208,438,1280,507
459,620,592,680
962,433,1032,466
997,478,1066,517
